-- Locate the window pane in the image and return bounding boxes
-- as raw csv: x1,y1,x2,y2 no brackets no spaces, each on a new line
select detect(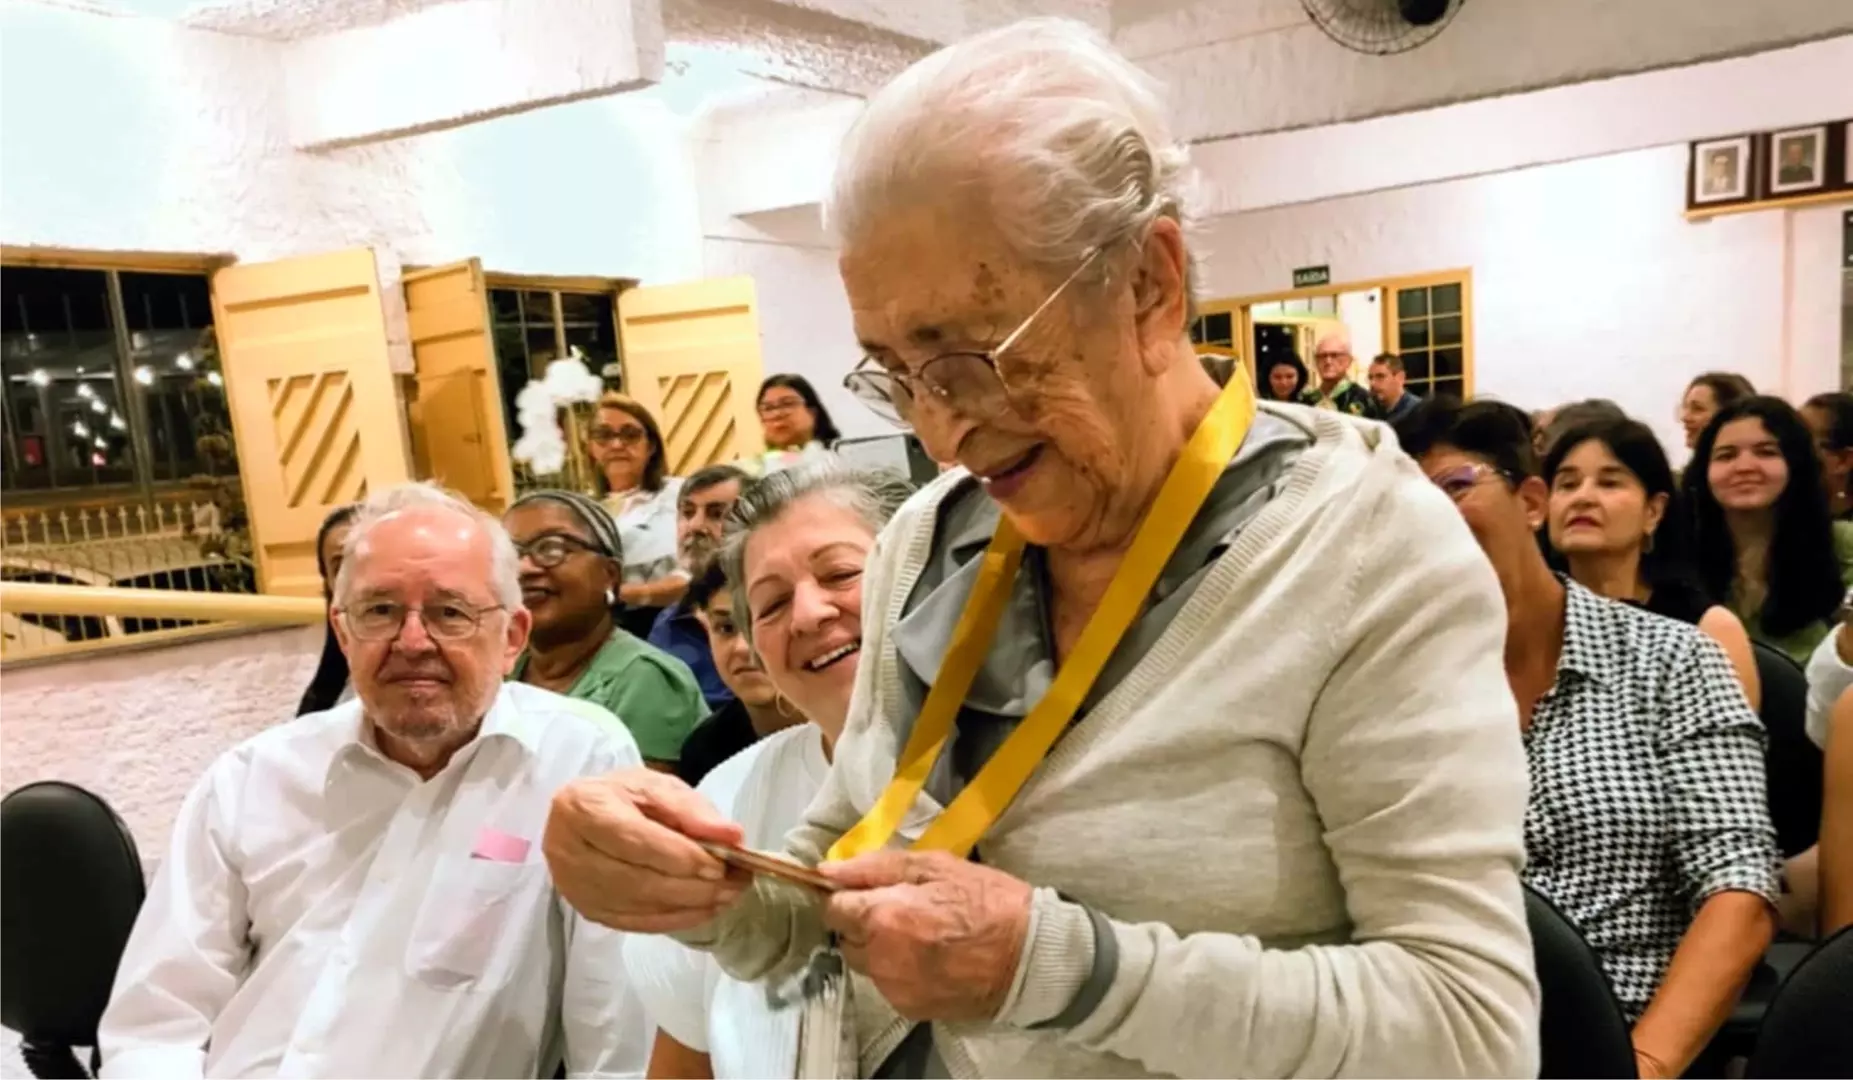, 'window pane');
521,290,555,325
1203,312,1234,344
1431,377,1466,400
120,272,229,483
1433,346,1464,379
1,267,129,492
1398,320,1430,351
1397,288,1428,318
1432,315,1463,347
489,288,522,322
492,326,532,435
1403,351,1431,382
559,292,619,382
1430,282,1462,315
1189,318,1205,344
